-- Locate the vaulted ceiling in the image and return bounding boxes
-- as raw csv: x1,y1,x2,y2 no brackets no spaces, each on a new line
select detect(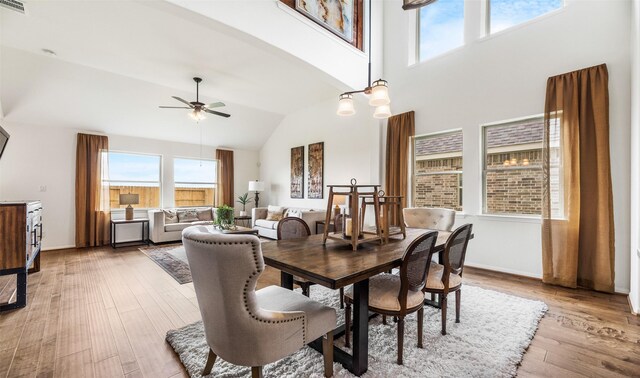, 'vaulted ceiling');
0,0,342,150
